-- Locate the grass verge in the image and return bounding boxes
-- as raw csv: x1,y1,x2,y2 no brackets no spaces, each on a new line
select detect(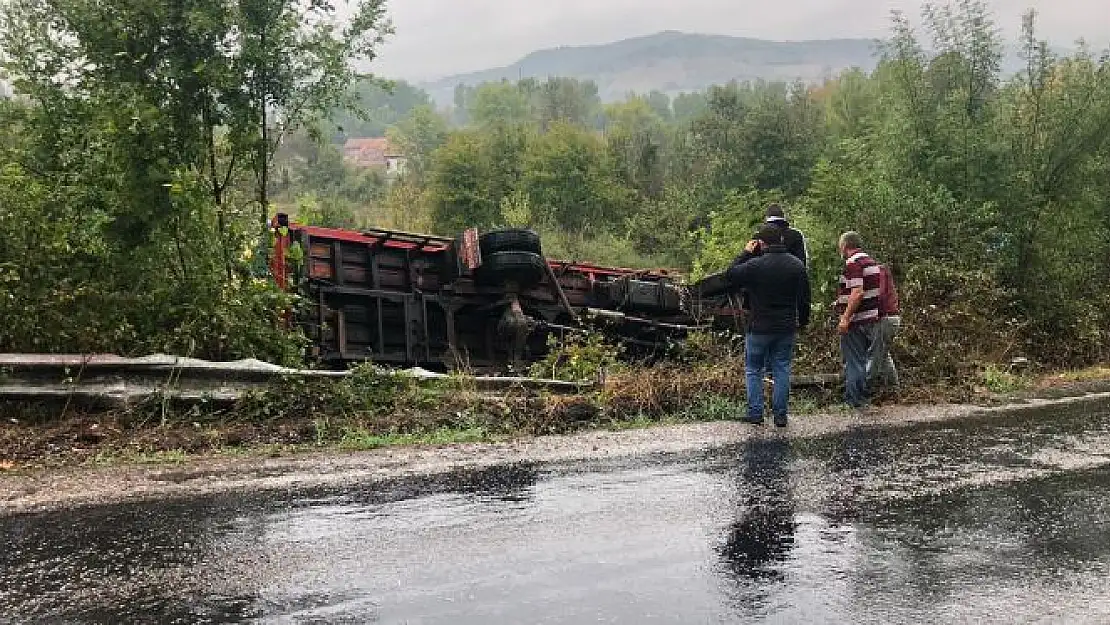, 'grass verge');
3,359,1110,472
